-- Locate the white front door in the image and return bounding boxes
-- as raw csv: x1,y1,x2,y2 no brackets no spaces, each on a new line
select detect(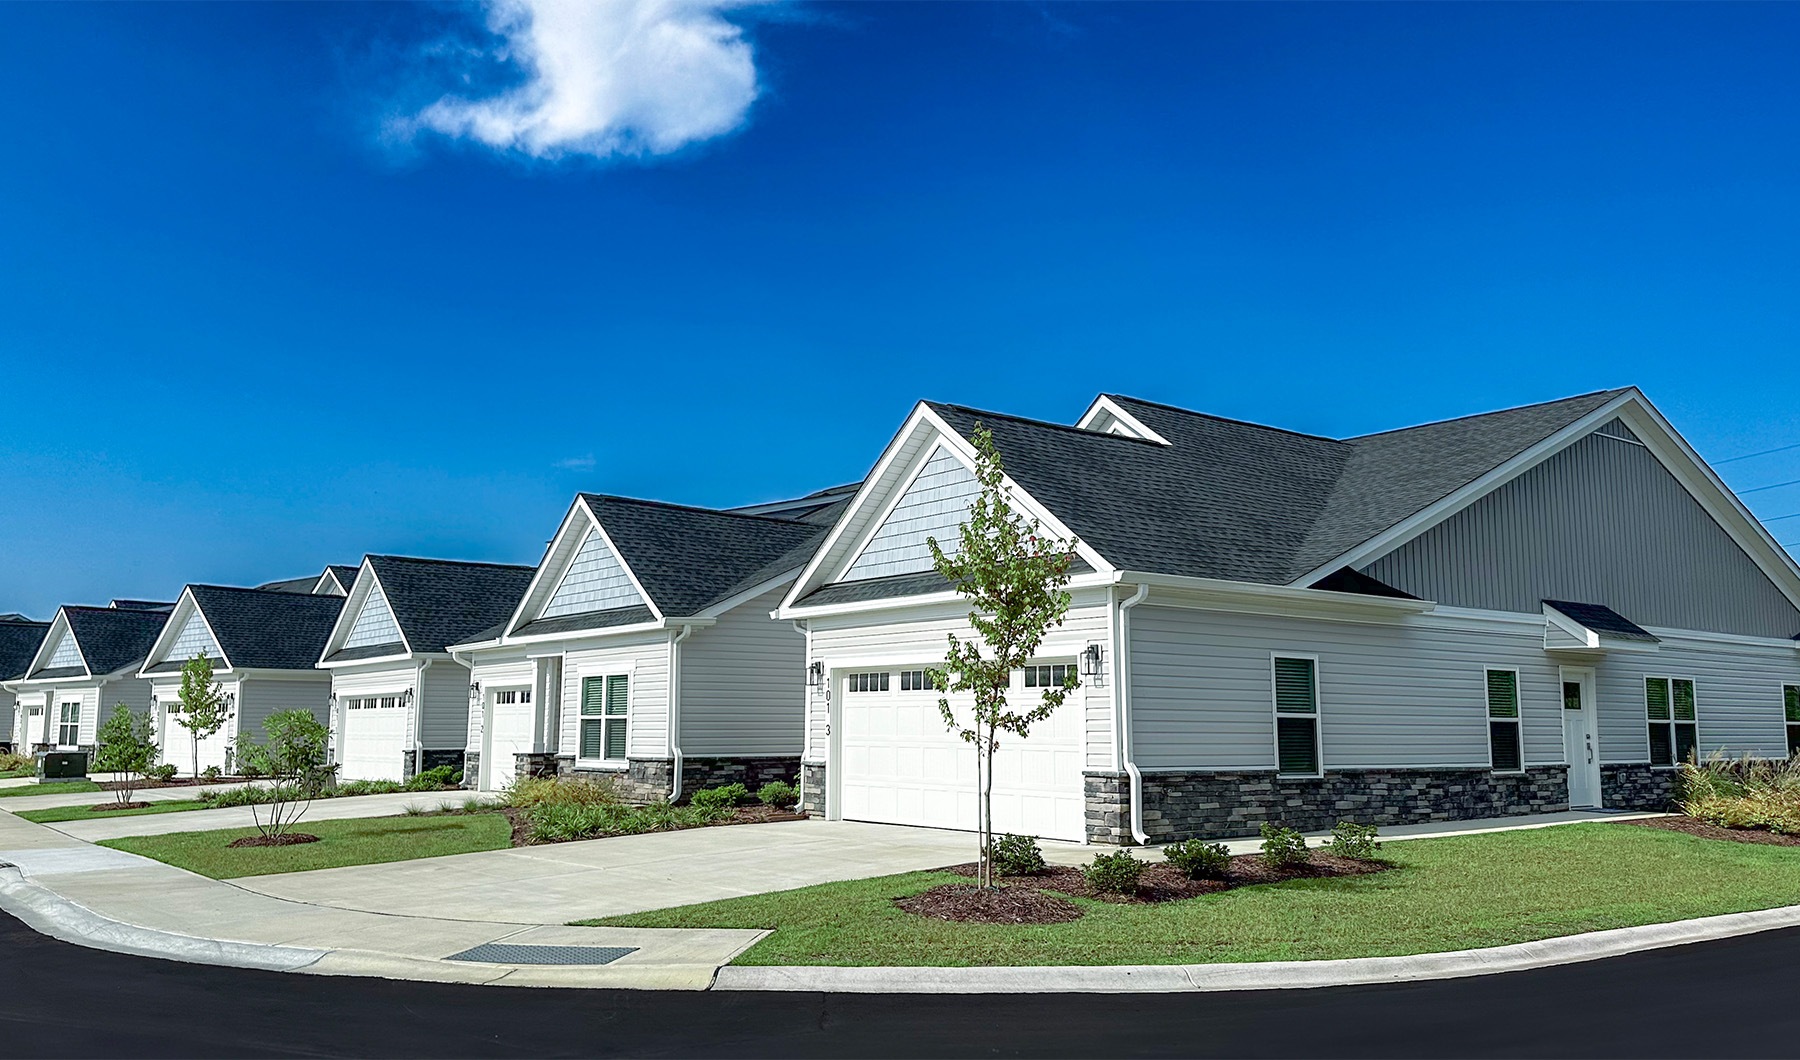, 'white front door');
340,695,409,782
1561,670,1601,808
483,688,534,791
835,664,1086,841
